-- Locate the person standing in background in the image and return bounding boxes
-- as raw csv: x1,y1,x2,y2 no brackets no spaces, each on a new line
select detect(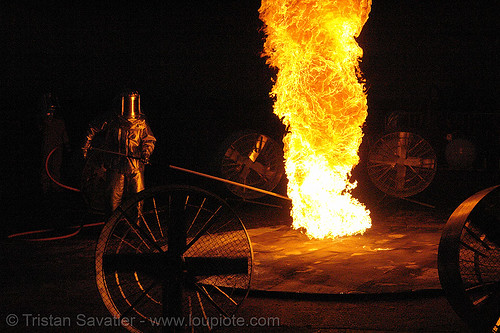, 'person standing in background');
40,92,70,194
